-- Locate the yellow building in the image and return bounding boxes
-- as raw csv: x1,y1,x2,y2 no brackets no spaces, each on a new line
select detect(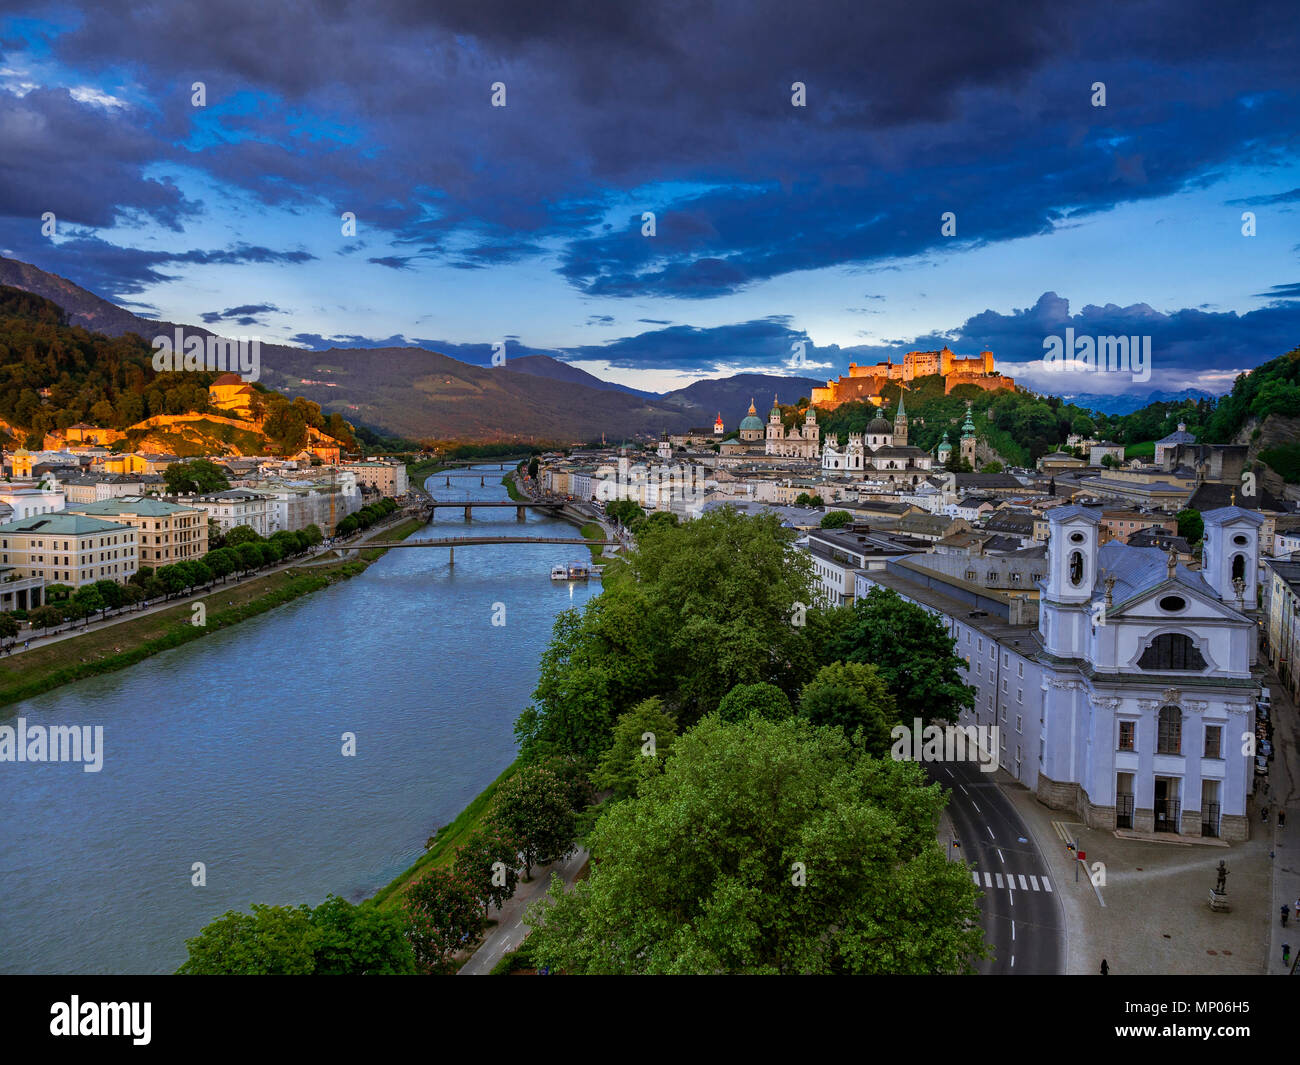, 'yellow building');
65,496,208,565
0,512,138,587
209,373,256,416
